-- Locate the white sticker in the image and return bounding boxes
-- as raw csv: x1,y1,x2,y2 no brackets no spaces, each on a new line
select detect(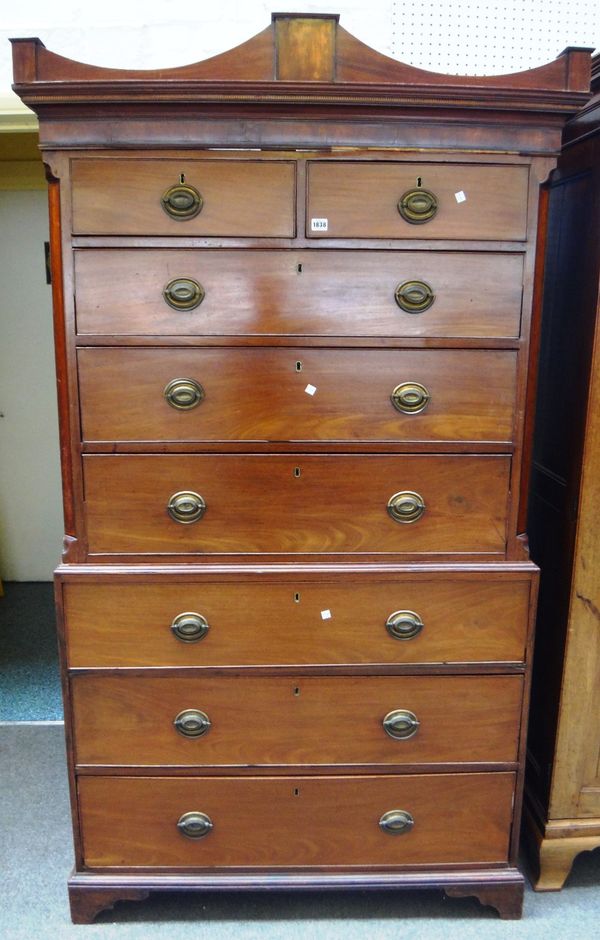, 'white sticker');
304,384,317,396
320,609,332,620
311,218,328,231
455,190,467,203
